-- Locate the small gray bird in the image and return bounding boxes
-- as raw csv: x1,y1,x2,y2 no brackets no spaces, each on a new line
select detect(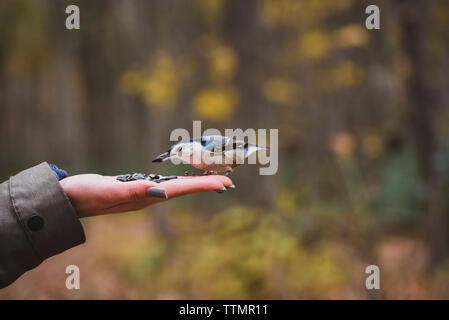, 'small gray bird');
152,135,267,175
